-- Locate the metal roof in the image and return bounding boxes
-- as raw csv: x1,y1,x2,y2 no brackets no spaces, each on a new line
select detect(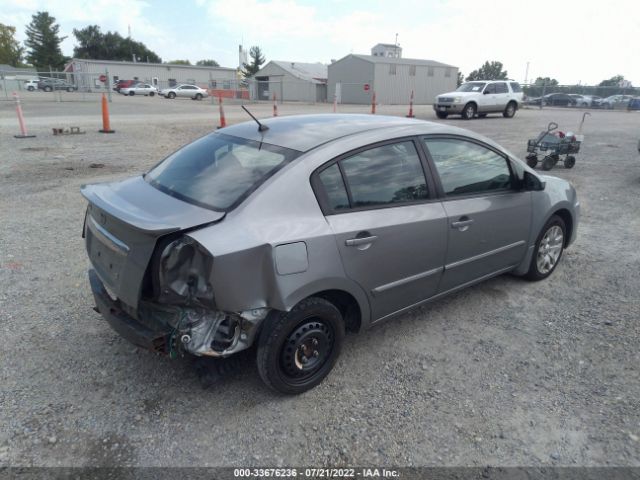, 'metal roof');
217,114,468,152
264,61,328,83
336,54,456,68
67,58,236,71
